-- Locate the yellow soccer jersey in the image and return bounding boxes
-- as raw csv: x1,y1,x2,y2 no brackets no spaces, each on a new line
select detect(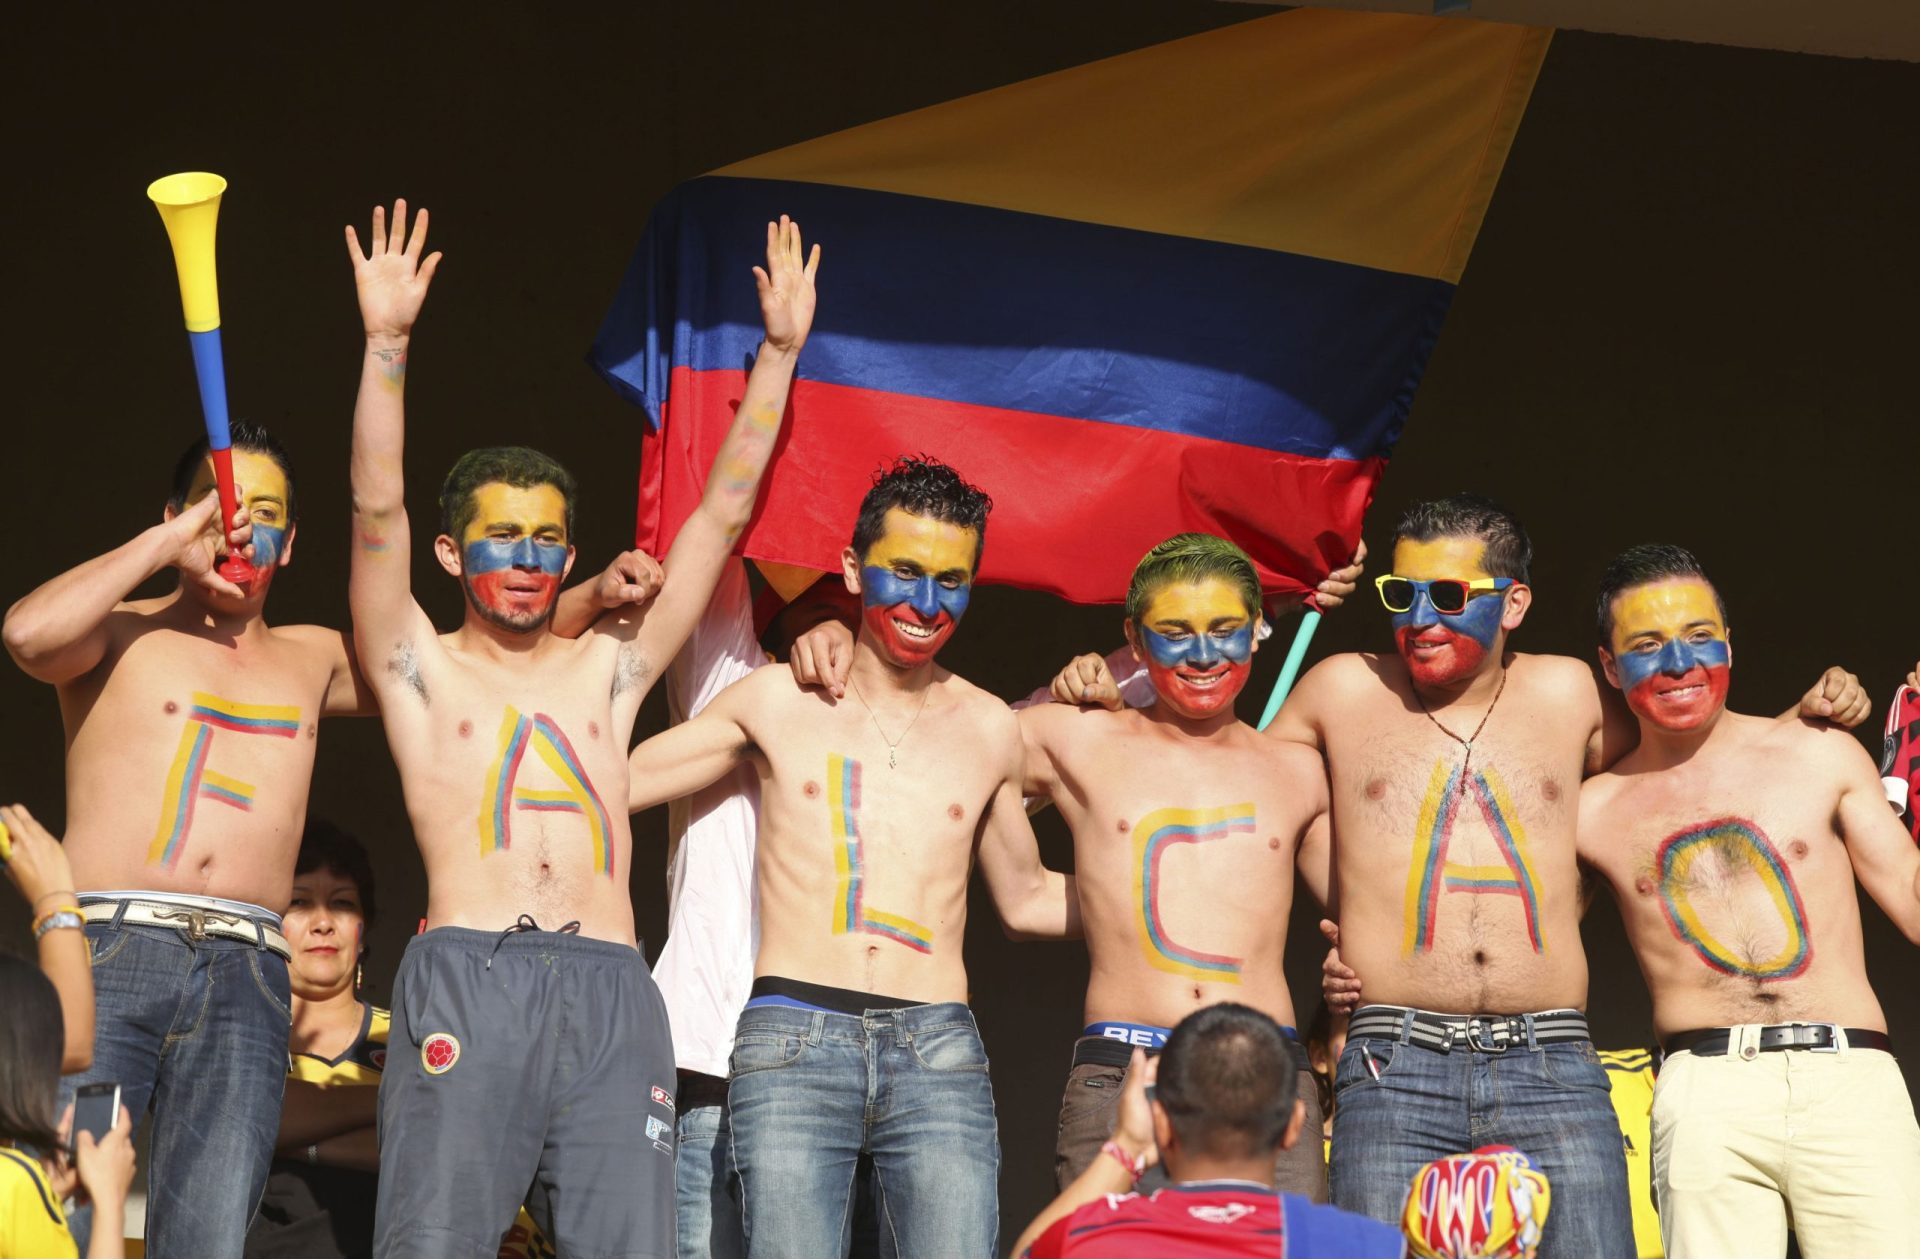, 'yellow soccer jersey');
1600,1048,1662,1259
0,1146,77,1259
